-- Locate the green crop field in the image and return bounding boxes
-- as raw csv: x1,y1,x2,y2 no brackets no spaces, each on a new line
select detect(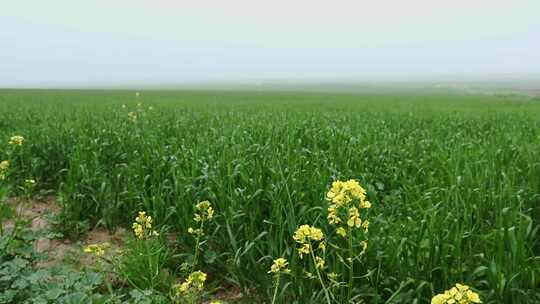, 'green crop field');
0,89,539,303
